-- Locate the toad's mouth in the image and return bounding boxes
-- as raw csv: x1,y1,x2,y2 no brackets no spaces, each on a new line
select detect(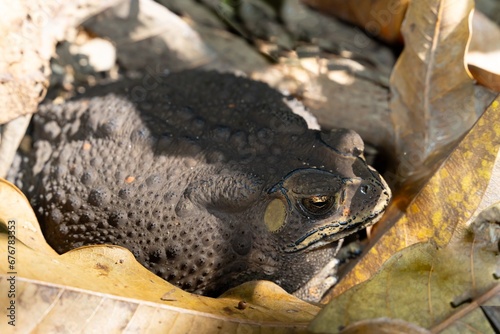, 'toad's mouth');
284,210,386,253
284,191,390,253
